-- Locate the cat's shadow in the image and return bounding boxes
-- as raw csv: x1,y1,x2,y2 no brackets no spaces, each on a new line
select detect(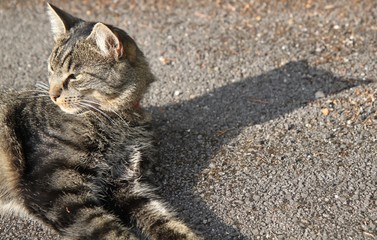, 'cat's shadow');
148,60,370,239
